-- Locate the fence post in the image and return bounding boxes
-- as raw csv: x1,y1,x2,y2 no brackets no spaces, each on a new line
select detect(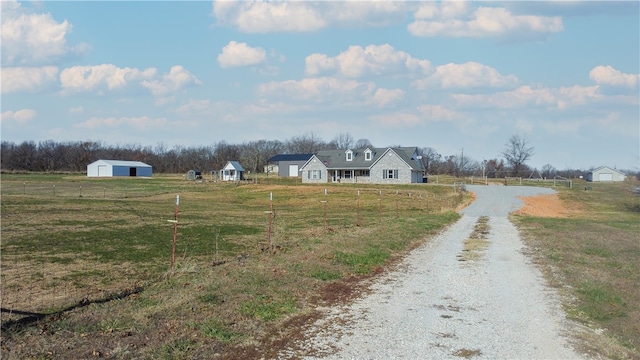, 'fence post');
322,188,327,229
170,195,180,272
268,192,273,250
53,184,56,197
378,190,382,225
23,182,25,195
356,190,361,227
